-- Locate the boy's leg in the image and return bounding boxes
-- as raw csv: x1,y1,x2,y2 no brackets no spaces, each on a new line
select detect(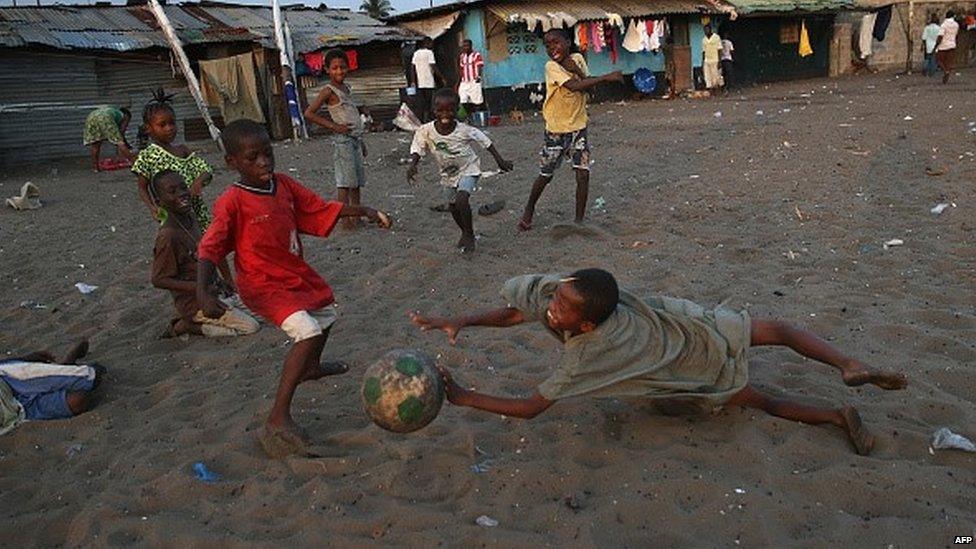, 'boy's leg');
750,319,906,389
519,174,553,230
450,189,475,252
574,168,589,223
265,312,348,454
727,385,874,455
570,128,591,223
60,339,89,364
520,131,565,230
